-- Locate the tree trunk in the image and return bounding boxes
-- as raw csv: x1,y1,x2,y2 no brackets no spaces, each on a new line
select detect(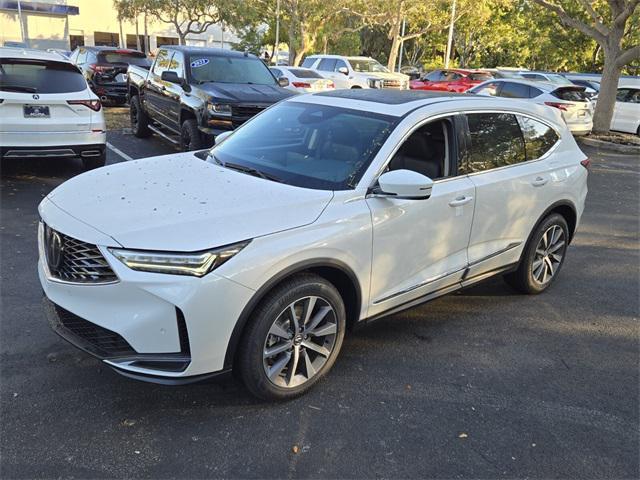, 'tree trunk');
178,29,186,46
135,17,141,51
387,17,402,71
144,13,148,55
592,48,621,133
